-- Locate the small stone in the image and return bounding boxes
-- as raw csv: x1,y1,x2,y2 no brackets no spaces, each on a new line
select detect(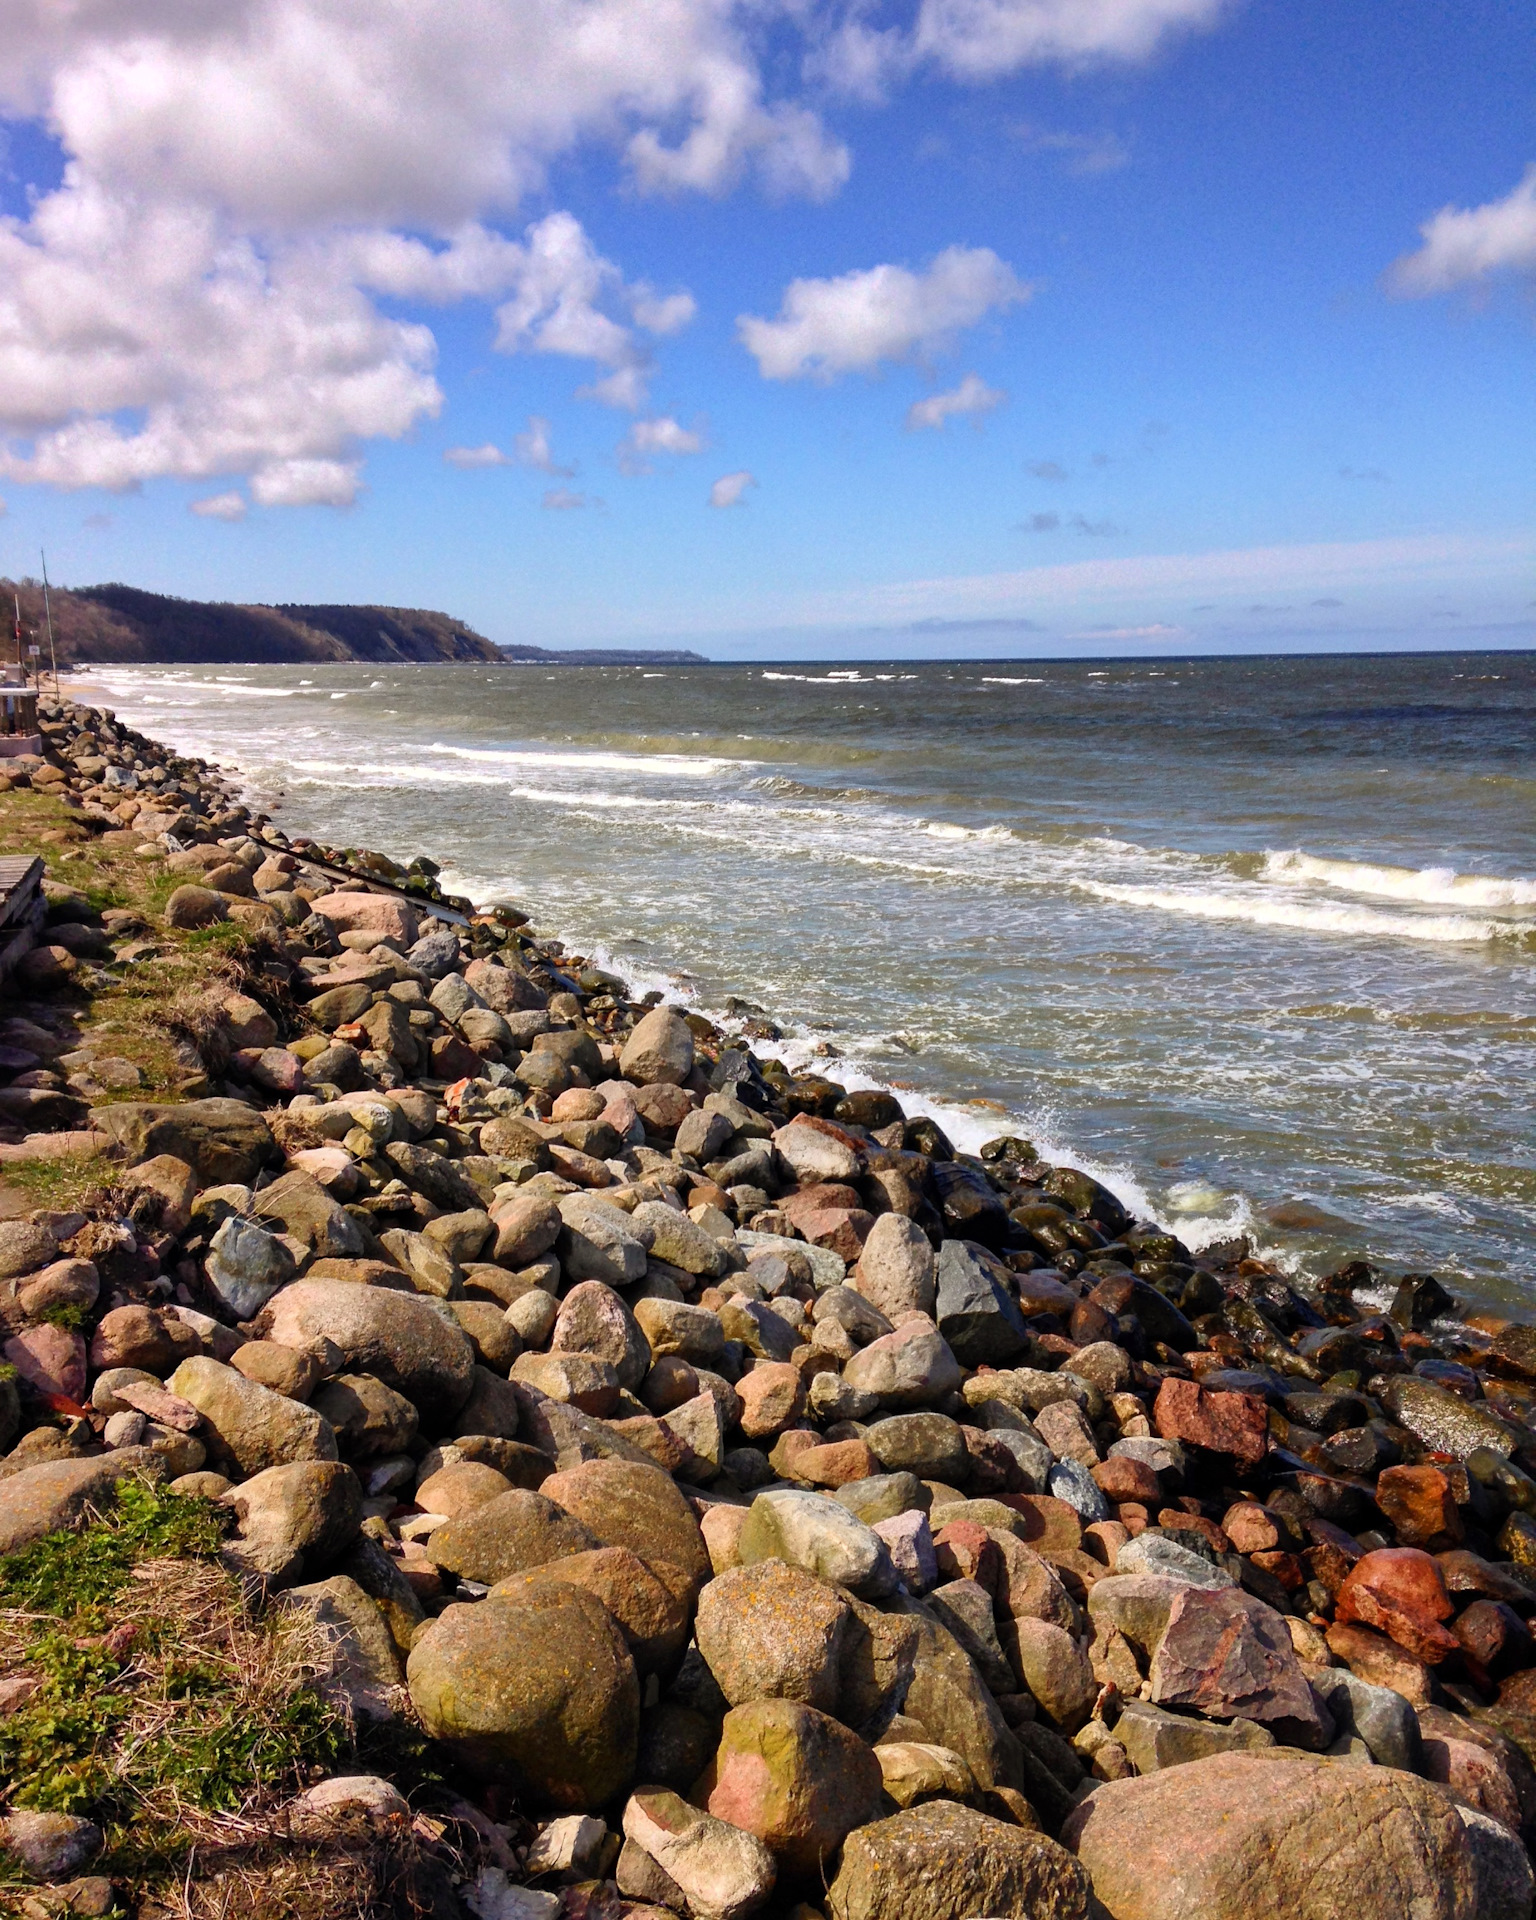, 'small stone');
1,1811,101,1883
622,1788,777,1920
